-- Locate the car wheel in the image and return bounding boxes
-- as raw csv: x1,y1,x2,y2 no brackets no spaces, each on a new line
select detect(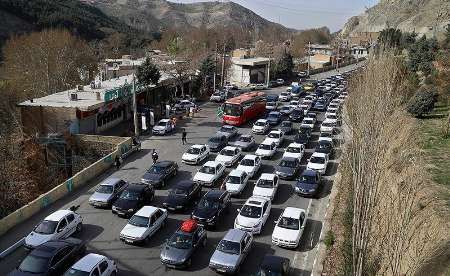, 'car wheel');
76,222,82,233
